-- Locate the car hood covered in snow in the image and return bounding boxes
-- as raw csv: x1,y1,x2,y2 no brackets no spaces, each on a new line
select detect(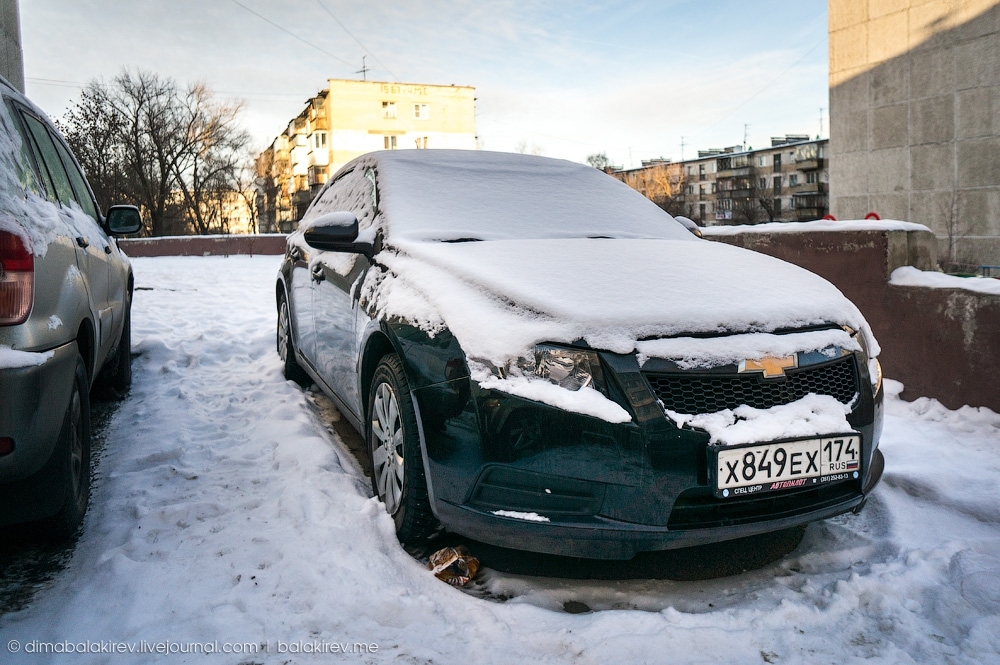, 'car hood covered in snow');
369,236,876,367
